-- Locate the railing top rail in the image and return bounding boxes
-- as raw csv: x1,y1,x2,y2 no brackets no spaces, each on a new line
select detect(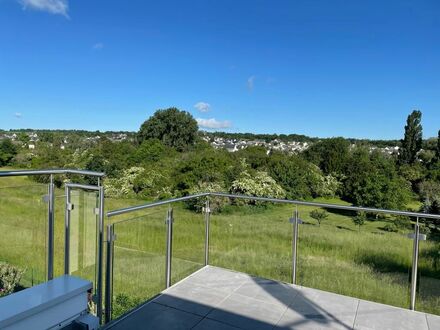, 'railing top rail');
107,193,210,217
0,169,105,178
107,192,440,220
